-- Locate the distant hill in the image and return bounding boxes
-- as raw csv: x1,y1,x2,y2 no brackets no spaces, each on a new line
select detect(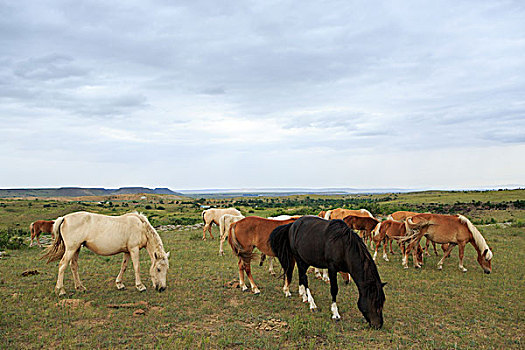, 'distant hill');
0,187,183,198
